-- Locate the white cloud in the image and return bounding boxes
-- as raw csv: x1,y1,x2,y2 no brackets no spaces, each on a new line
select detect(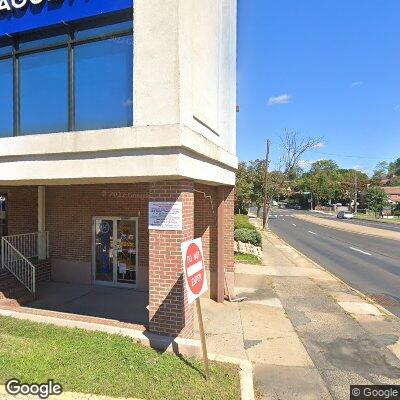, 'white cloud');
298,160,312,169
312,142,325,149
268,94,292,106
123,99,133,107
351,81,363,87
